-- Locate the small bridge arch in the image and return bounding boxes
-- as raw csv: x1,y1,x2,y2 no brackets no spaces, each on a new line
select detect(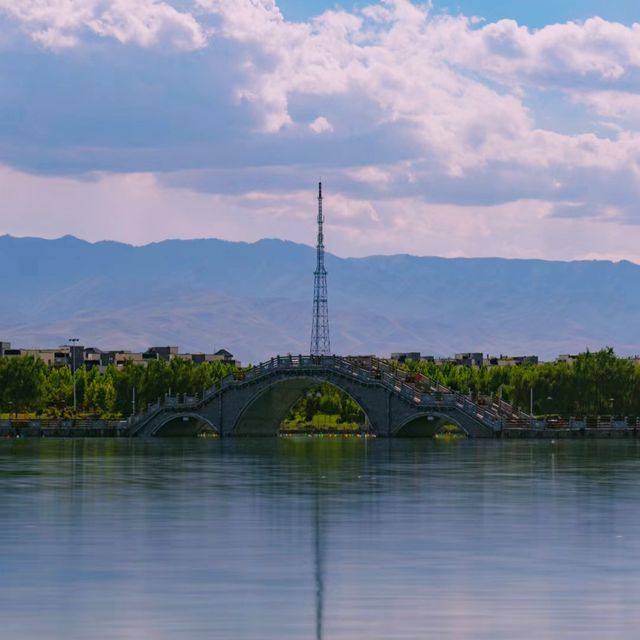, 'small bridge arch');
151,412,219,437
393,412,469,438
